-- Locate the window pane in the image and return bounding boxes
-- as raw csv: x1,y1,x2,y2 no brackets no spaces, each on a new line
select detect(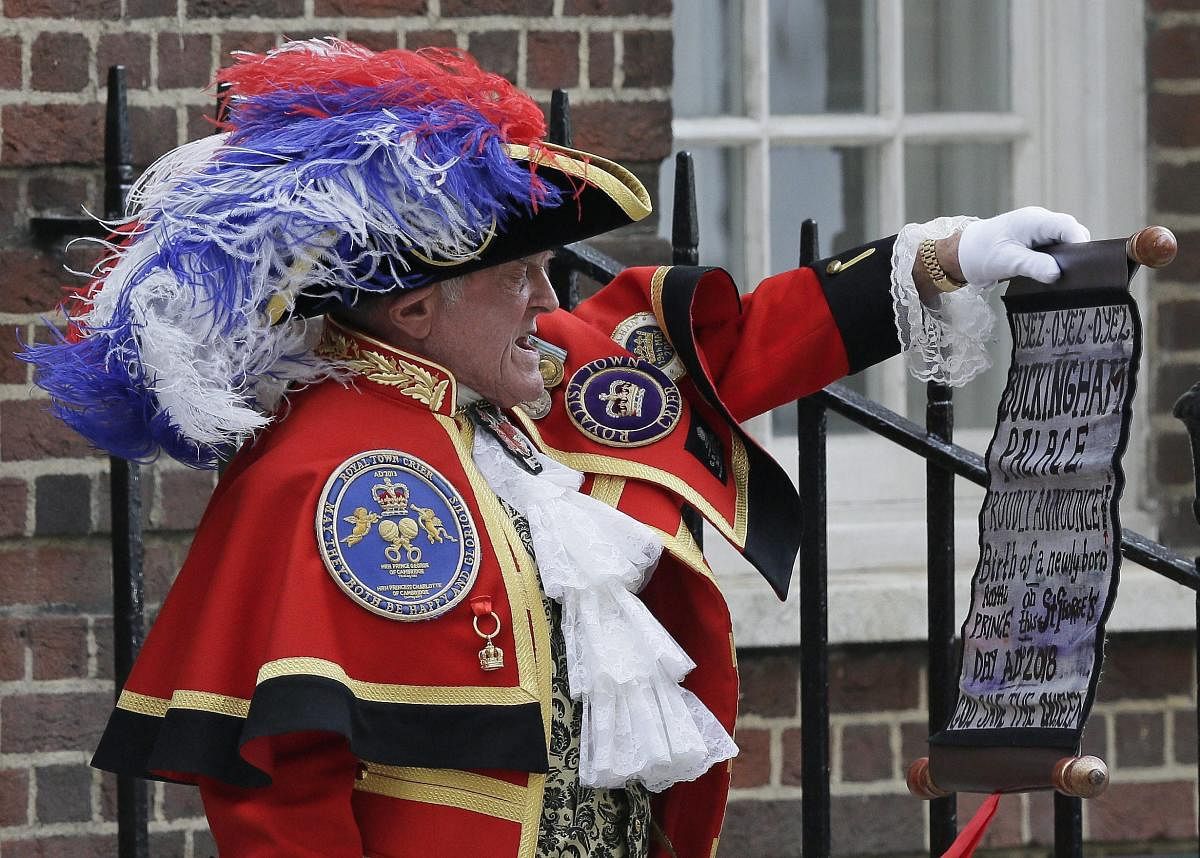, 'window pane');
905,142,1011,223
904,142,1013,434
769,145,876,273
904,0,1010,112
674,0,745,117
769,145,878,434
656,146,747,285
770,0,877,114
